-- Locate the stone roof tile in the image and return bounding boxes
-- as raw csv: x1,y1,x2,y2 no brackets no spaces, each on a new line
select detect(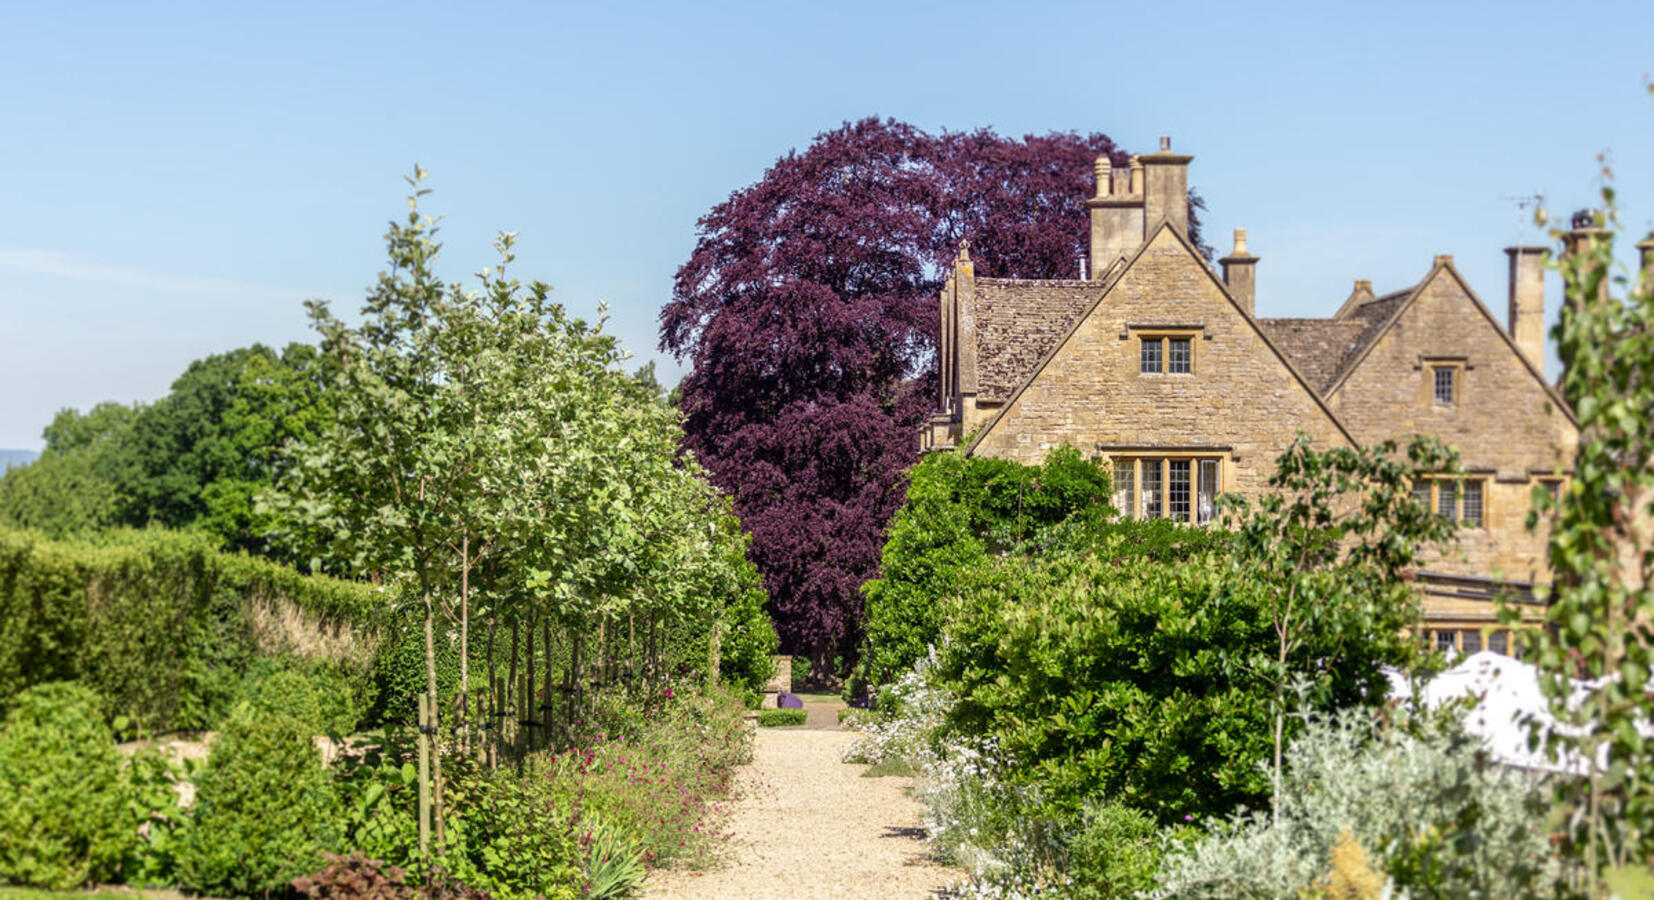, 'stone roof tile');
975,278,1102,401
